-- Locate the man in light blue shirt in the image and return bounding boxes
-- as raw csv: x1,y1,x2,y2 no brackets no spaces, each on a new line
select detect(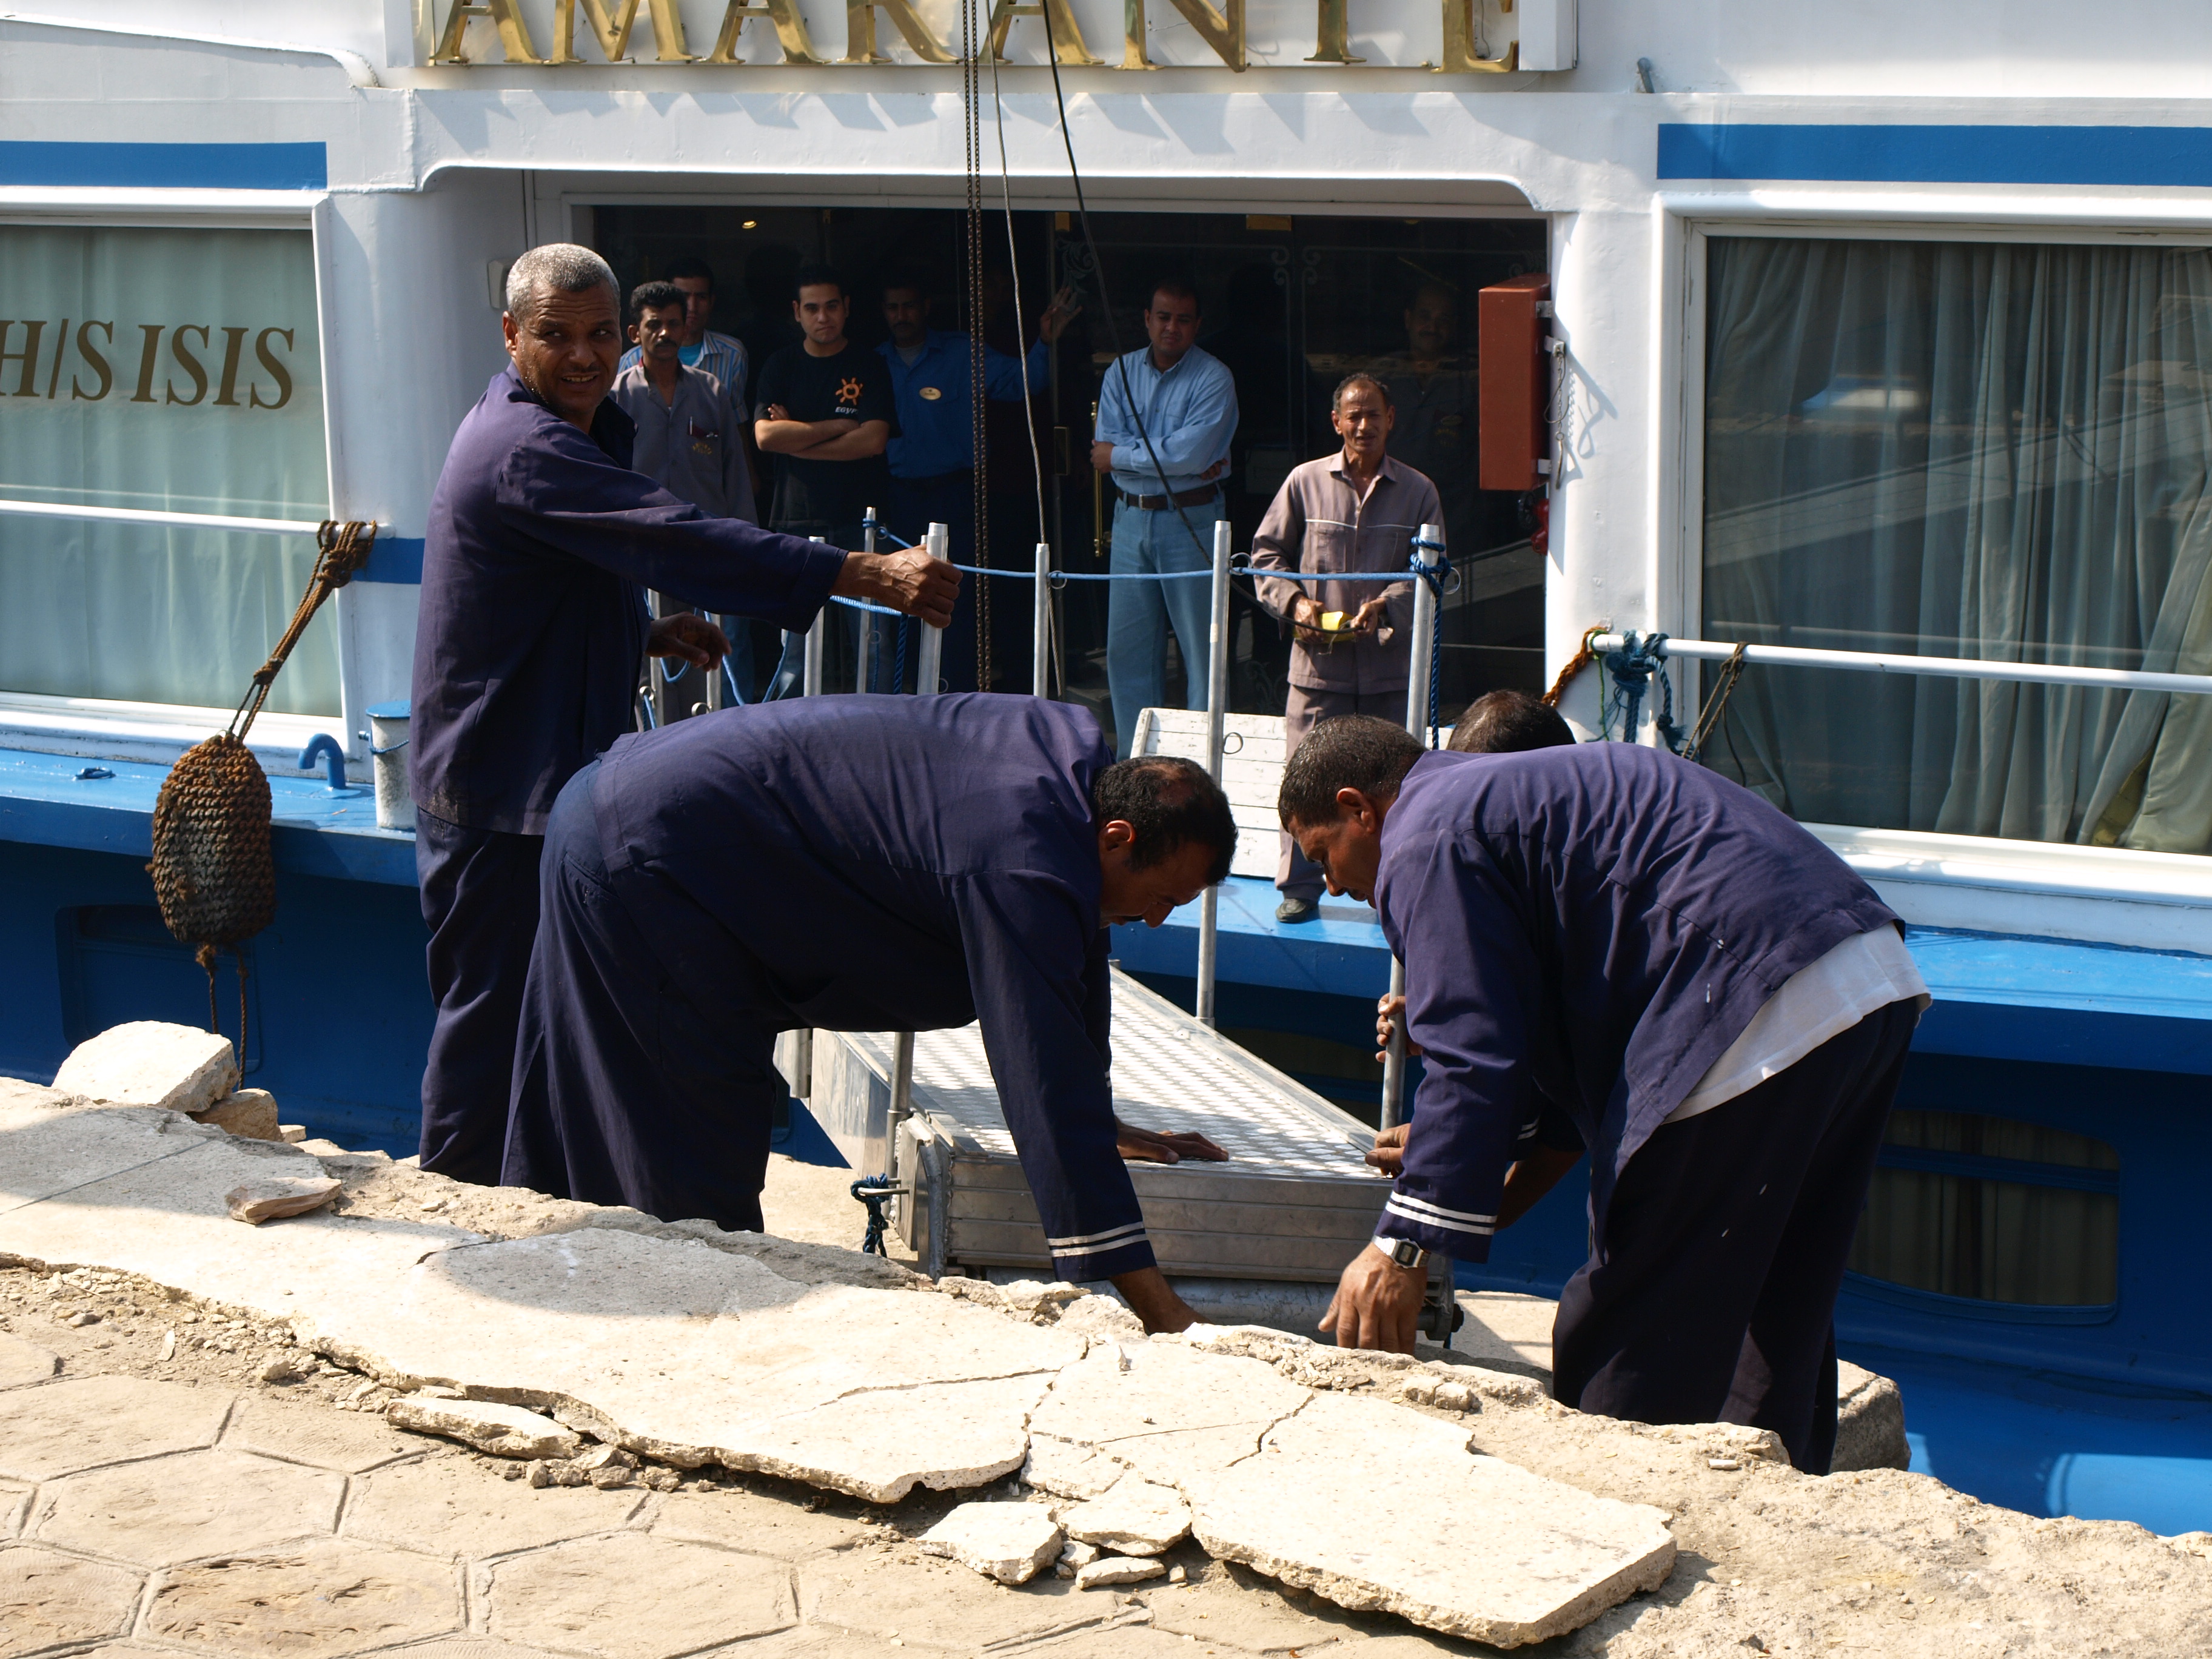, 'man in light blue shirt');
1091,278,1239,756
